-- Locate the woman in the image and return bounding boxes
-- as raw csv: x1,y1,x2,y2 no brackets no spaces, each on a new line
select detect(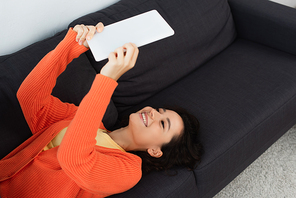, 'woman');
0,22,202,197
